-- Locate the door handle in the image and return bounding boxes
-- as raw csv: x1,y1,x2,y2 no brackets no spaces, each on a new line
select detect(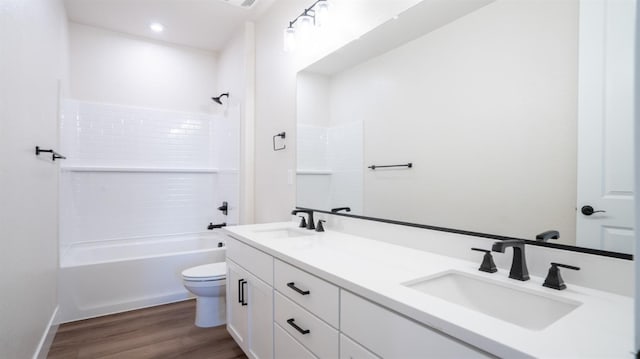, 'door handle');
241,280,248,306
581,205,606,216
